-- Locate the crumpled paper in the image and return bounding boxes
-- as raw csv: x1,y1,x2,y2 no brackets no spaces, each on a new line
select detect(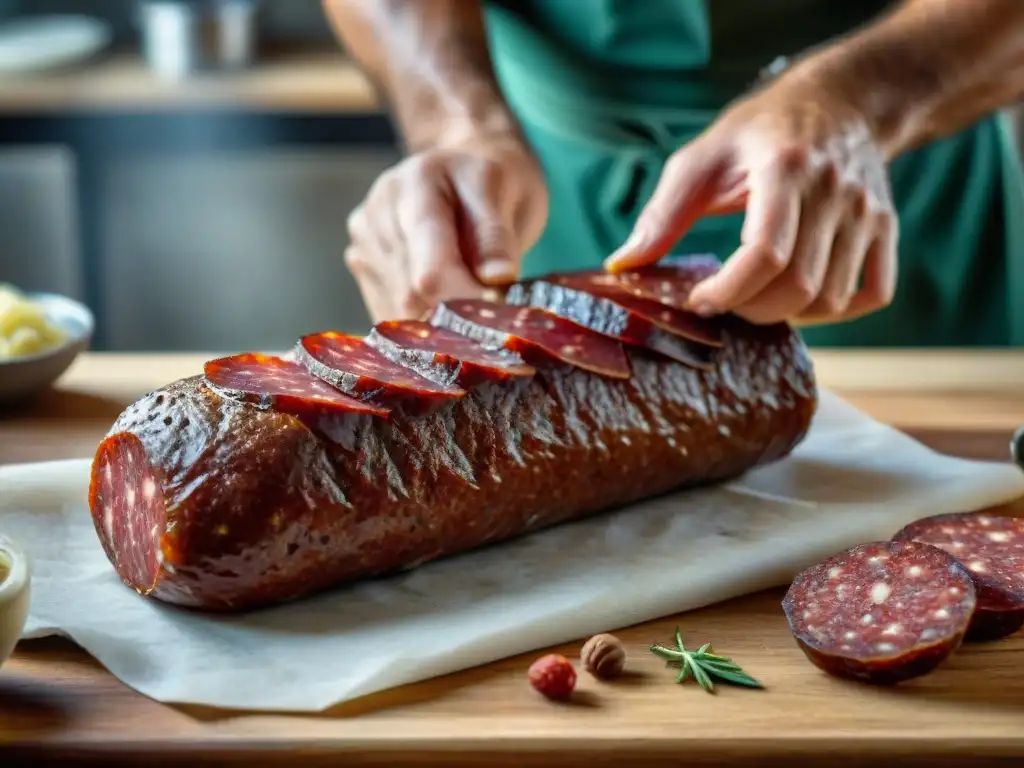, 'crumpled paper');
1,391,1022,712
